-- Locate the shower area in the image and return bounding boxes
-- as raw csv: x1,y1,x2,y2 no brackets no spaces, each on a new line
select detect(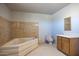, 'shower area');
0,16,39,56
